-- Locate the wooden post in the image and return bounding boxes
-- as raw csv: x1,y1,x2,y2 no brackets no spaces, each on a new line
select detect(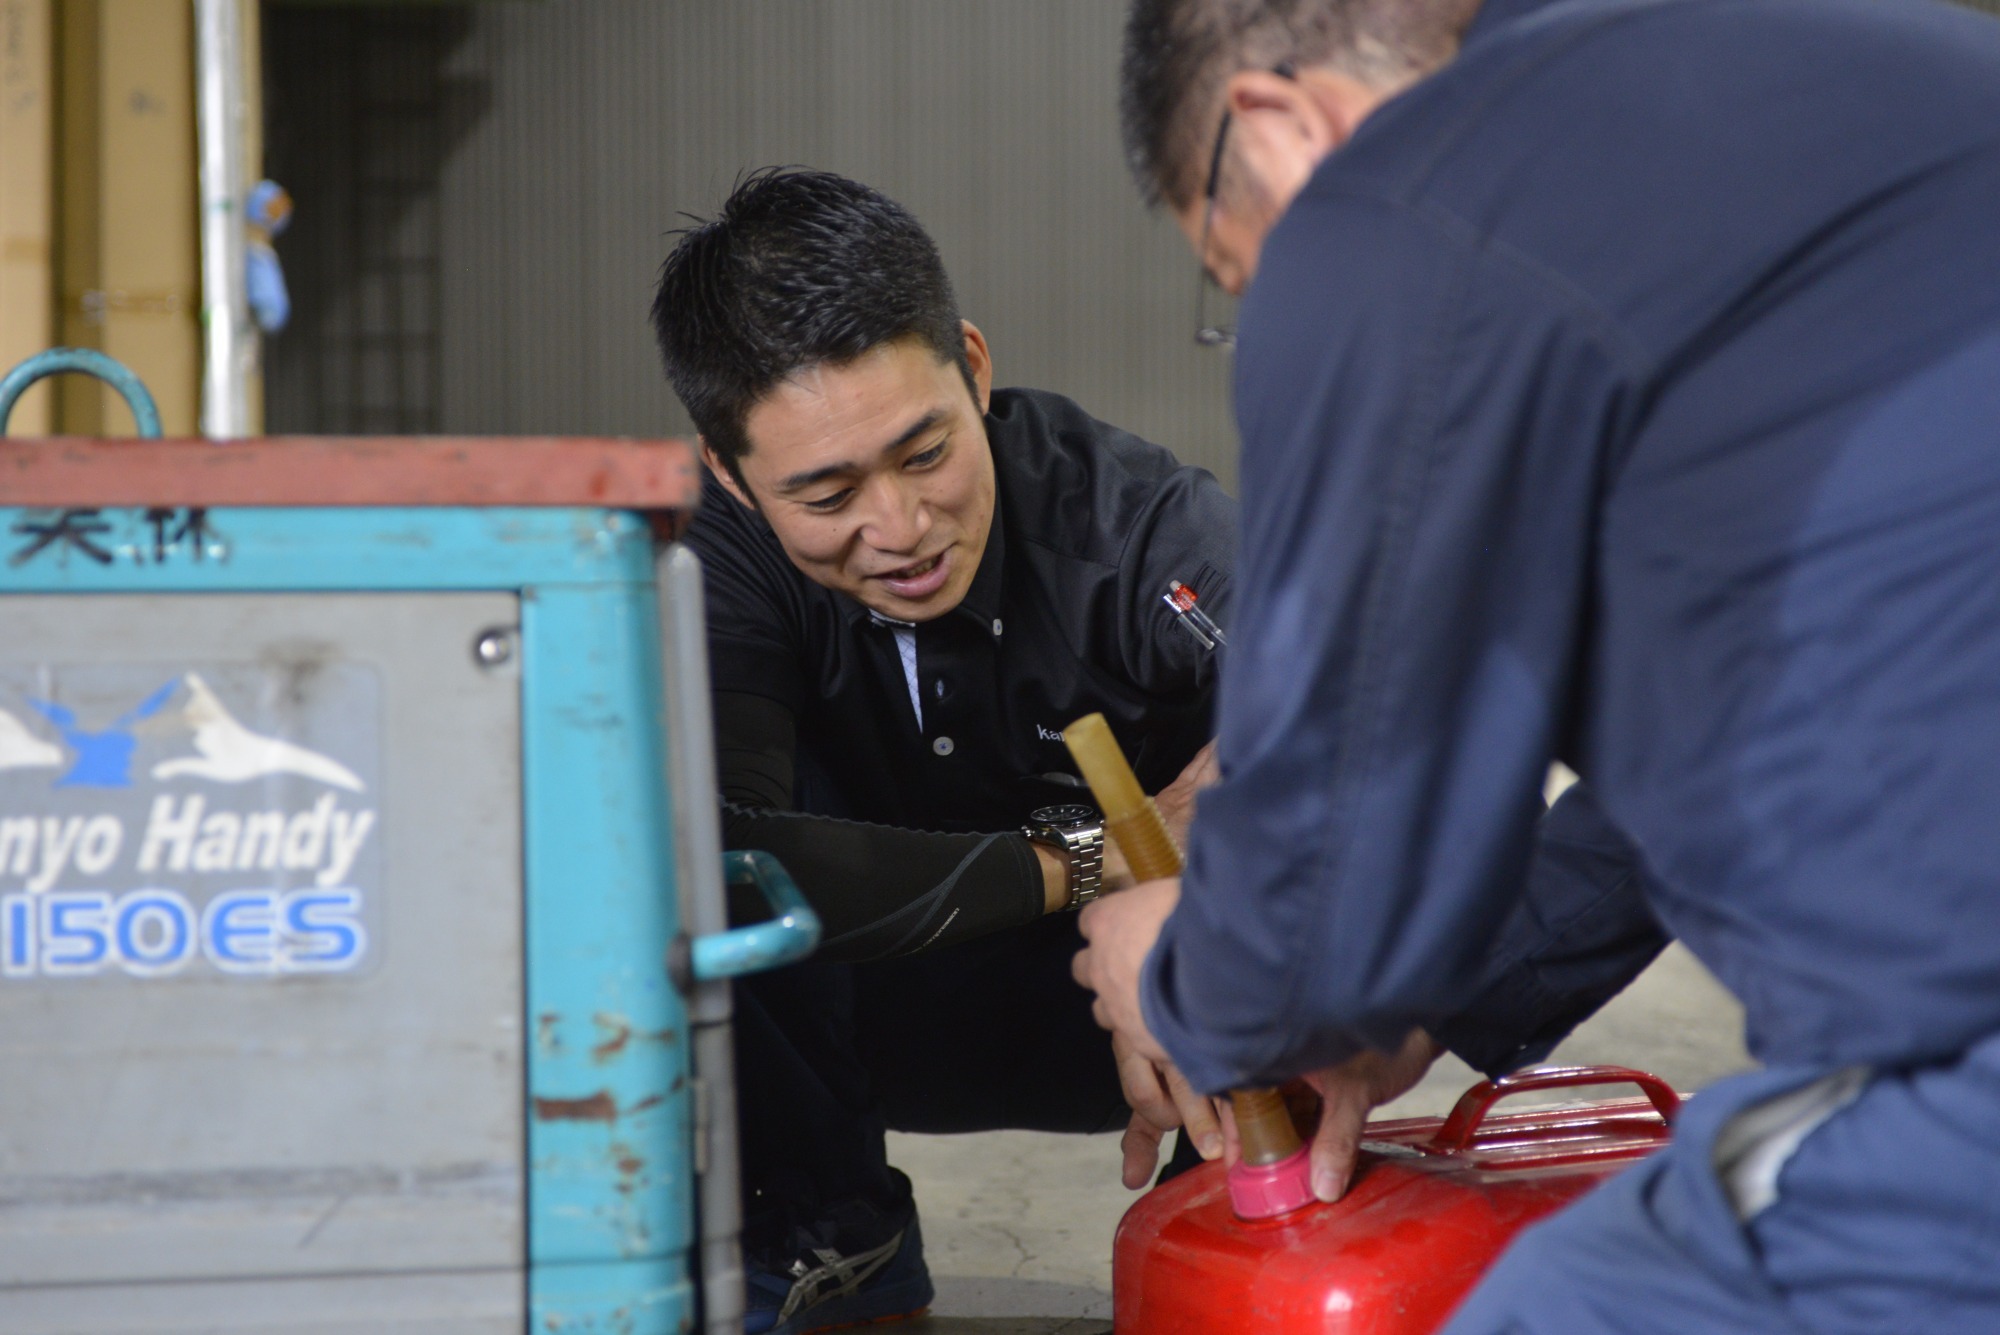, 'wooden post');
53,0,200,436
0,0,54,432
